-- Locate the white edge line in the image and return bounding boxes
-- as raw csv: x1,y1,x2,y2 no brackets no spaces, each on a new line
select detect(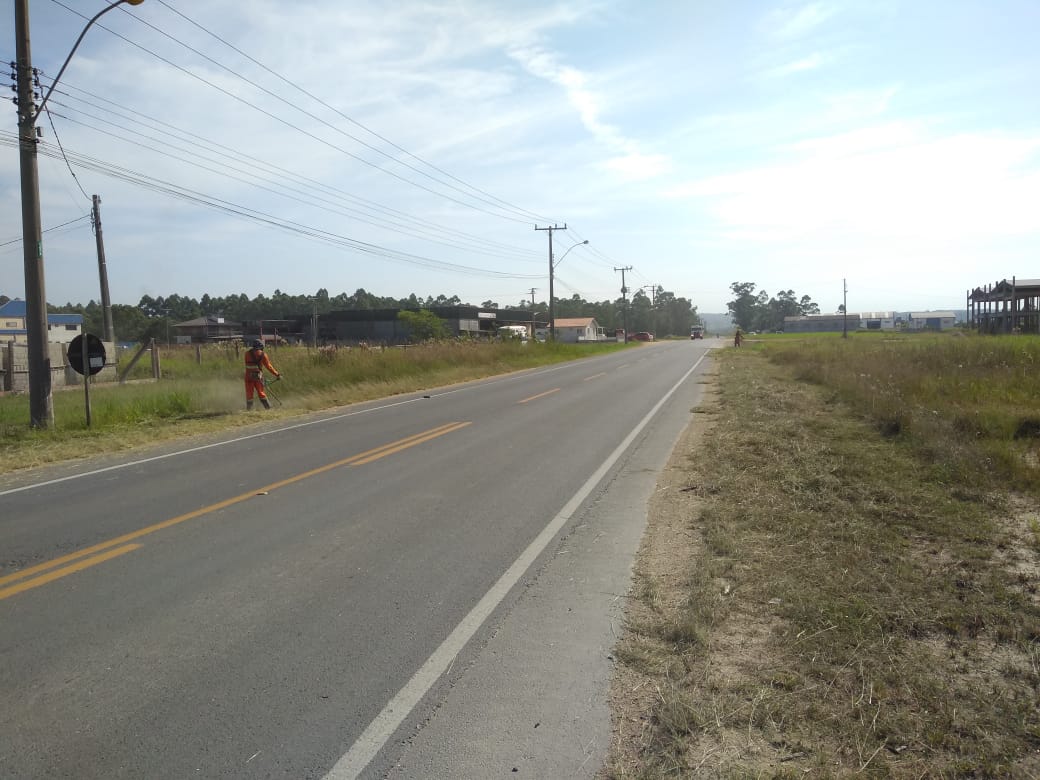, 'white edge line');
0,359,590,499
0,397,416,497
324,350,709,779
